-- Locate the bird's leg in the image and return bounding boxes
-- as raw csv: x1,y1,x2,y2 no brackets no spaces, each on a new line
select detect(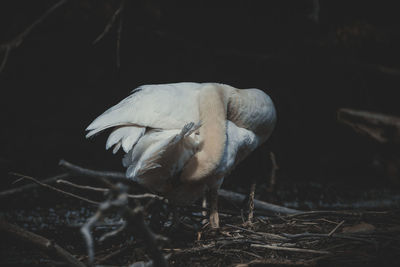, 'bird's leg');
209,187,219,228
201,195,208,225
246,180,256,224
